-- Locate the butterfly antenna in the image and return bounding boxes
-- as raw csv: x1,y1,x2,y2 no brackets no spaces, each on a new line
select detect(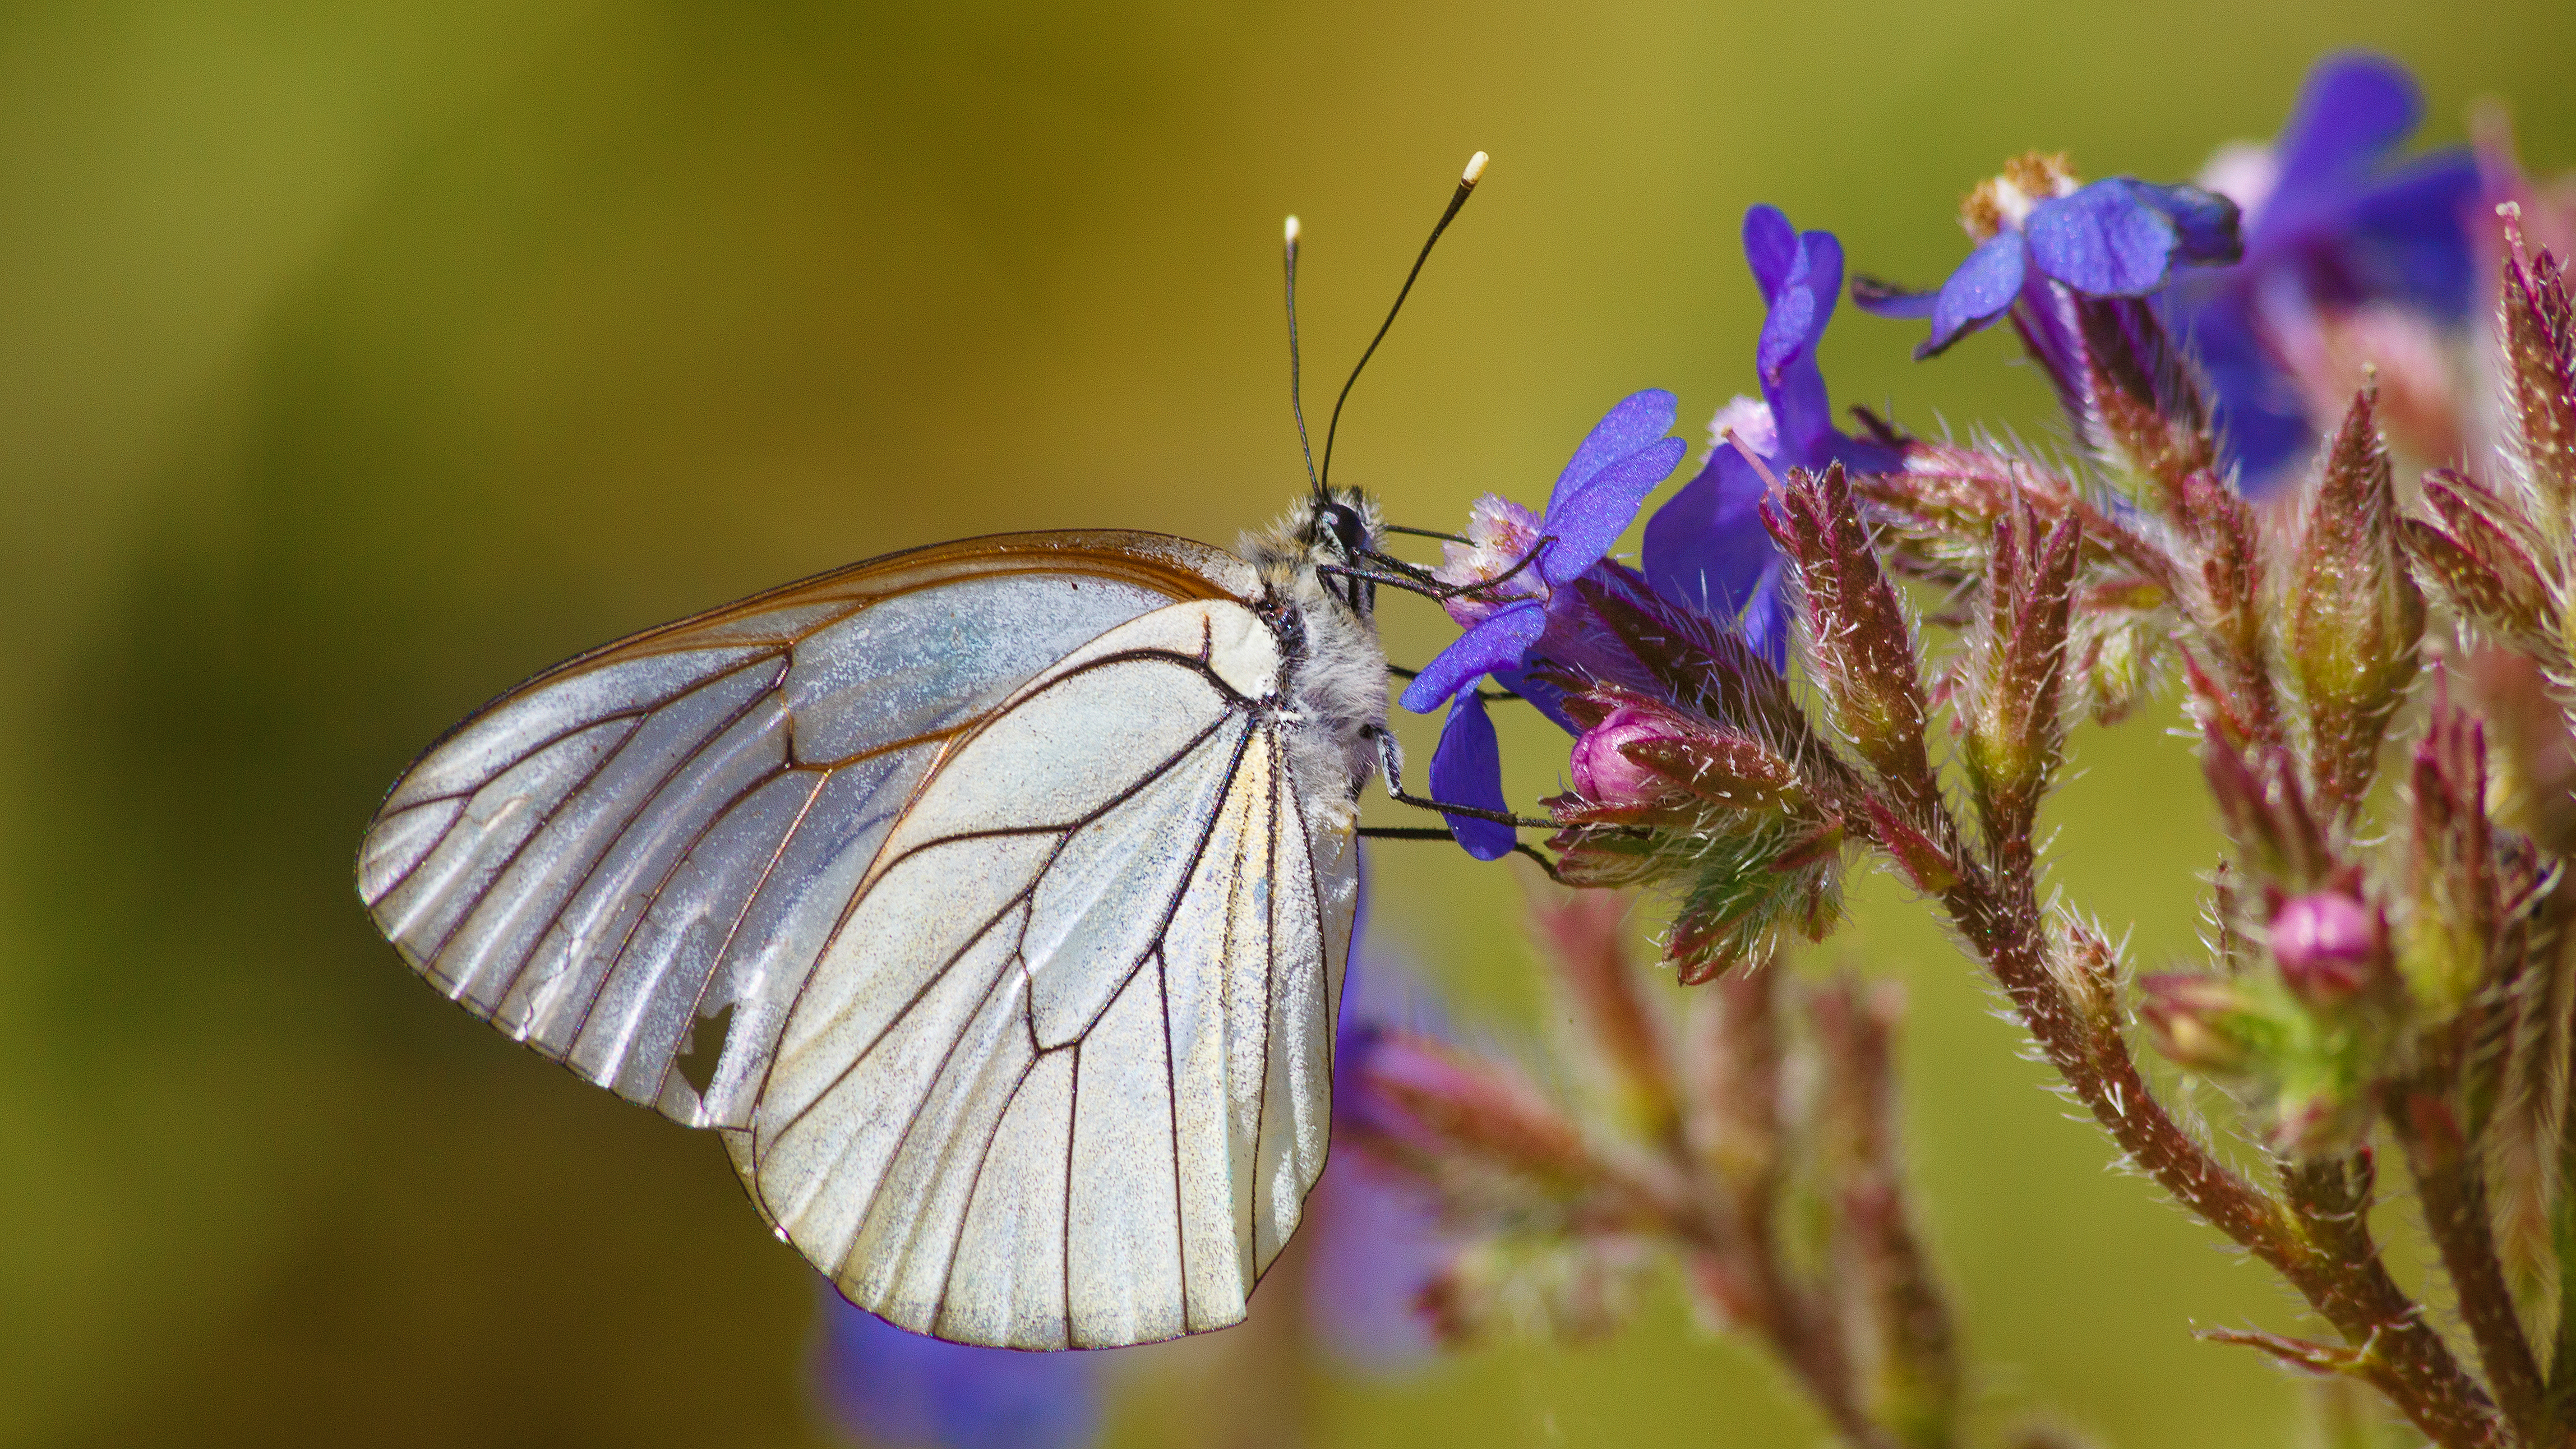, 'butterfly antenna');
1284,215,1322,498
1318,150,1486,491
